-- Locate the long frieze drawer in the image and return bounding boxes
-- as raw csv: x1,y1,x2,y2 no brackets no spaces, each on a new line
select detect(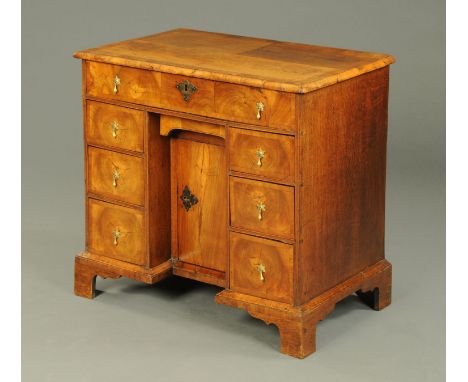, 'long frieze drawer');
229,128,295,182
230,232,293,304
87,147,145,206
86,61,161,106
86,101,145,152
230,177,295,239
85,62,296,131
87,198,145,265
159,74,296,130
